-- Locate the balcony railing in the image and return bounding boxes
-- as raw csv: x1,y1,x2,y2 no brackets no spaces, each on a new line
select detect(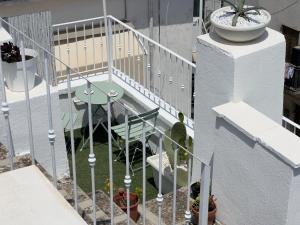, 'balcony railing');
0,16,211,225
53,16,195,129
